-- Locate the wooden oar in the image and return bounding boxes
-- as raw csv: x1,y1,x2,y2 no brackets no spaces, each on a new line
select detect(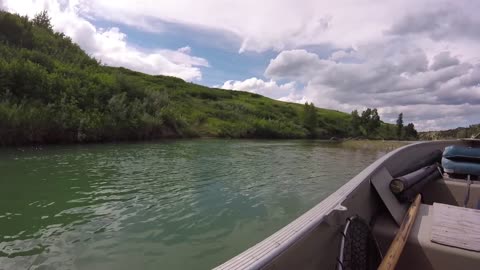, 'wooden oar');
378,194,422,270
